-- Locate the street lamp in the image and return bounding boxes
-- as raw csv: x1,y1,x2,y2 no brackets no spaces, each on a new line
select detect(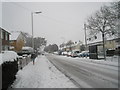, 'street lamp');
84,23,87,50
31,11,42,50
